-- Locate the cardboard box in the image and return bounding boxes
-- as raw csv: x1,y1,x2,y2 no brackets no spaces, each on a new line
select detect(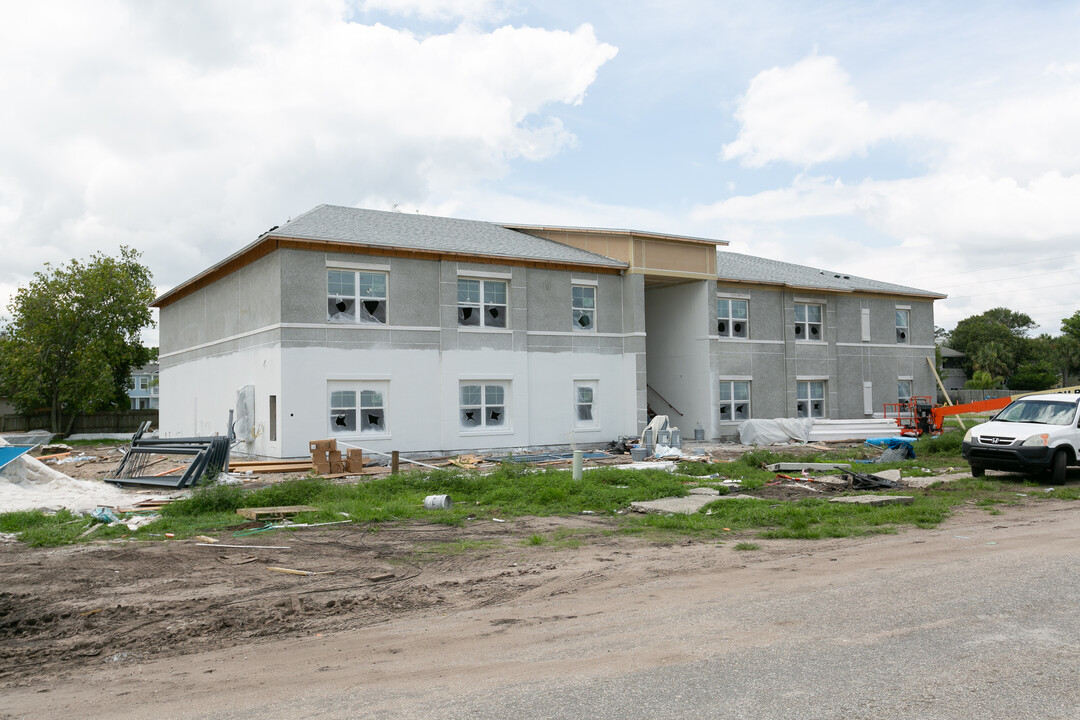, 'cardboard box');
347,448,364,460
311,450,328,464
313,461,331,475
345,459,364,473
329,460,345,474
309,439,337,452
328,450,342,462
